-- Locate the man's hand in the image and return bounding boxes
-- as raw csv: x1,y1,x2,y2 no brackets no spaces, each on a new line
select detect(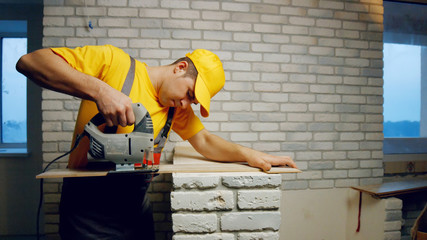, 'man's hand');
243,148,297,172
95,83,135,127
